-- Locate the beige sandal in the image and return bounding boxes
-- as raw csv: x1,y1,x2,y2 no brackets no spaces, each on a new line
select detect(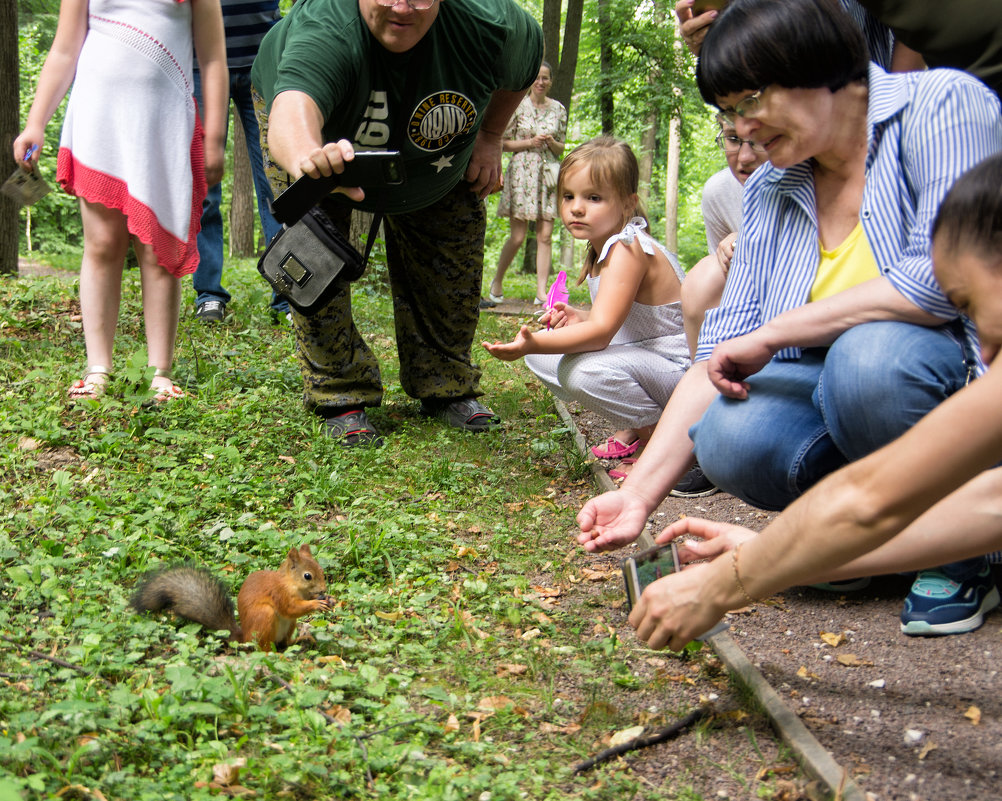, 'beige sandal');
150,367,186,403
68,366,111,400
